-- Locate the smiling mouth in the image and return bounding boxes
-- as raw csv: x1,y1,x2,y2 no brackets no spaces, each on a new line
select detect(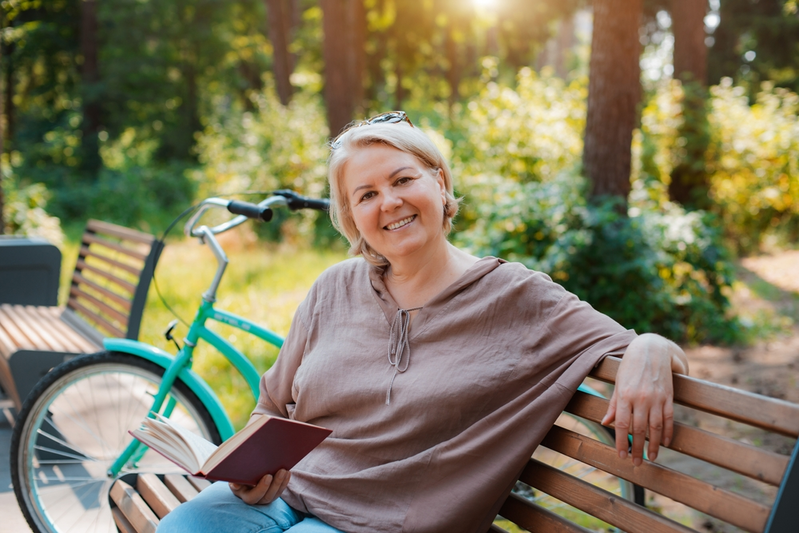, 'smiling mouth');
385,215,416,230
